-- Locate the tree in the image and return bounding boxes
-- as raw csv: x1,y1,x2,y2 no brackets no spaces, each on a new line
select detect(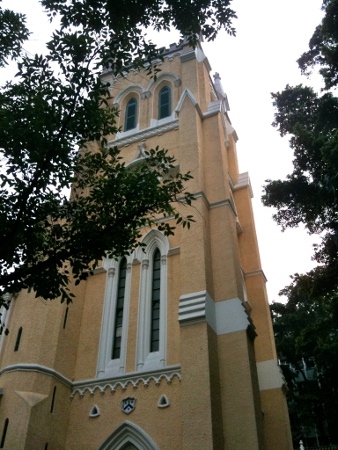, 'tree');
0,5,29,67
271,280,338,446
0,0,236,311
264,1,338,445
262,0,338,297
